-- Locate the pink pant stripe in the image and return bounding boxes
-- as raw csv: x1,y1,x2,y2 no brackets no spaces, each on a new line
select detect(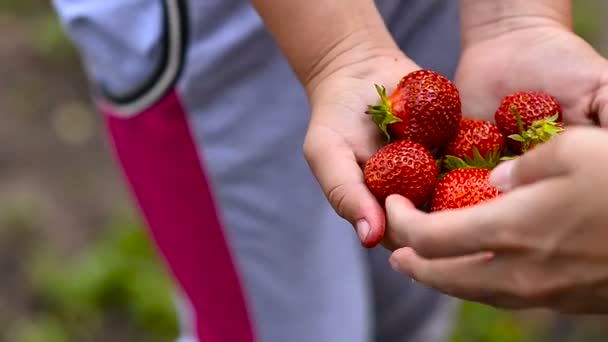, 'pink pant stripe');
100,90,255,342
